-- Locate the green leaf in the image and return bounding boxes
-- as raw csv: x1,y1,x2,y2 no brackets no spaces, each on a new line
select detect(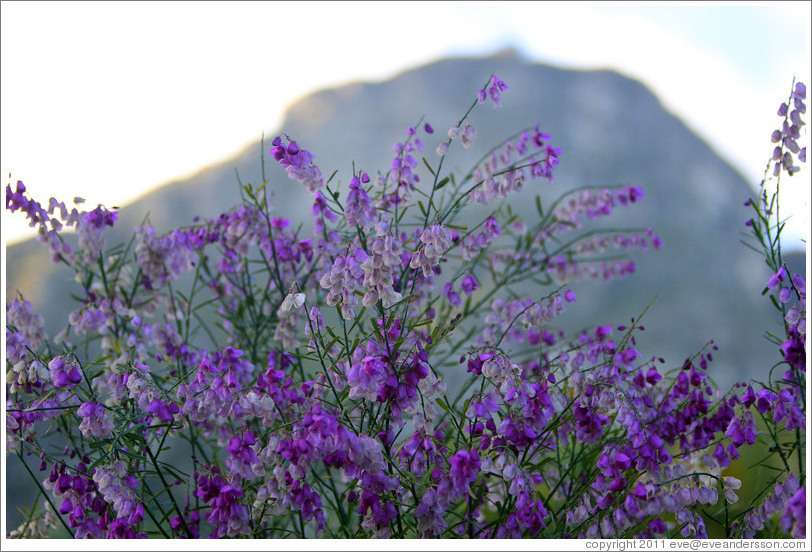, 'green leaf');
461,396,472,417
87,438,112,450
119,448,146,462
435,176,450,191
422,157,437,178
122,432,146,448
